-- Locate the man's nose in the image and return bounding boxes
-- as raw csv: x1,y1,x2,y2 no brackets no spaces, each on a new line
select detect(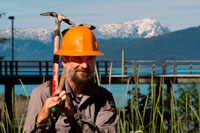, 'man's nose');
80,61,88,69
